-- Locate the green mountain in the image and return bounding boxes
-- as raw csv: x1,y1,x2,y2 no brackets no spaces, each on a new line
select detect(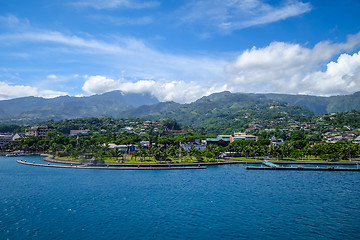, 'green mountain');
120,91,314,133
0,91,159,124
260,93,329,115
120,101,181,118
260,92,360,114
2,90,360,129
